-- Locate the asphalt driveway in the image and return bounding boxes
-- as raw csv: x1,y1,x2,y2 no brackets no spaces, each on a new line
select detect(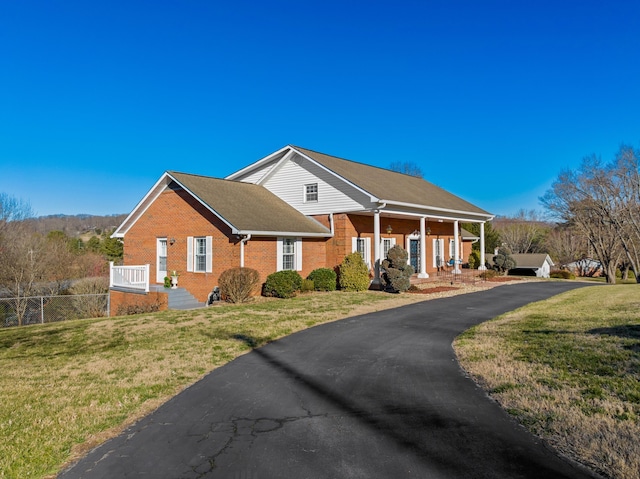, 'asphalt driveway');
59,281,602,479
